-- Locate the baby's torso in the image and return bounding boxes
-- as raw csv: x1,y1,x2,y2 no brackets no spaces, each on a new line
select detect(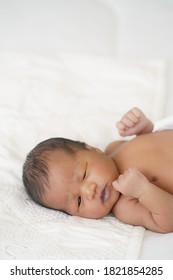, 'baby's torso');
112,131,173,194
